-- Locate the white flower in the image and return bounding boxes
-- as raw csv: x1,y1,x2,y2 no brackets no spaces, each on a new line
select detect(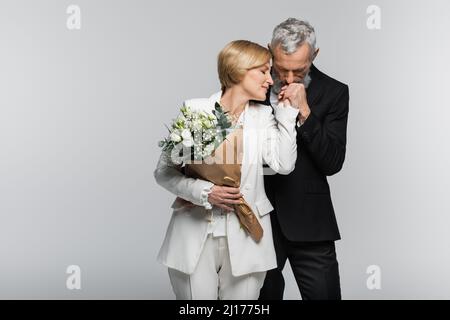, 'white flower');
181,129,191,139
192,119,202,131
173,114,186,129
170,131,181,143
204,143,215,156
202,119,213,129
202,129,214,142
181,129,193,147
160,104,222,163
180,106,192,118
